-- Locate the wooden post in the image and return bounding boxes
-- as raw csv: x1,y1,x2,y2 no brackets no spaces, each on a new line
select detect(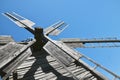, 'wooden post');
32,27,48,52
12,70,18,80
